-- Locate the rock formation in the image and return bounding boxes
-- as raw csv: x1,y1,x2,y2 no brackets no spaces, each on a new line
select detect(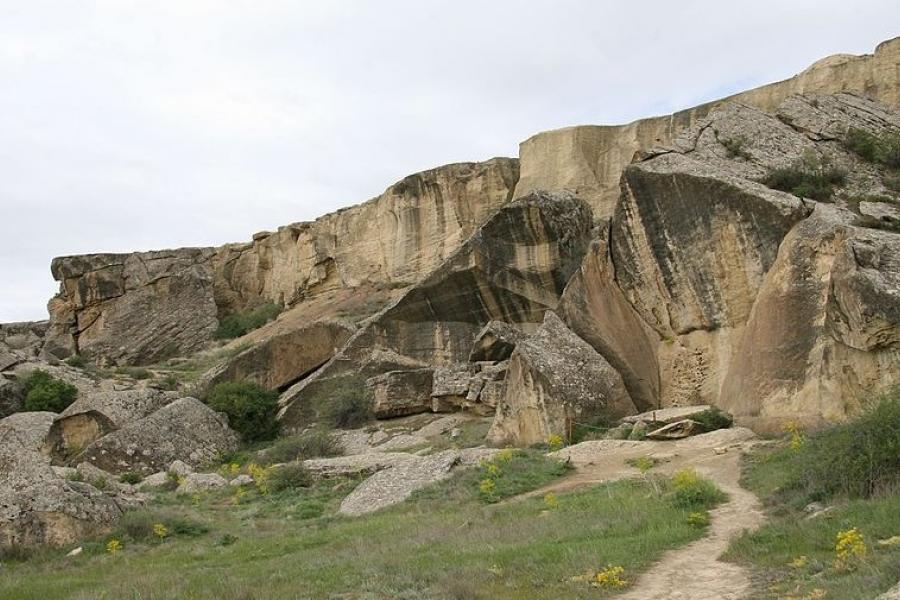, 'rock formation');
43,159,518,365
514,37,900,221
